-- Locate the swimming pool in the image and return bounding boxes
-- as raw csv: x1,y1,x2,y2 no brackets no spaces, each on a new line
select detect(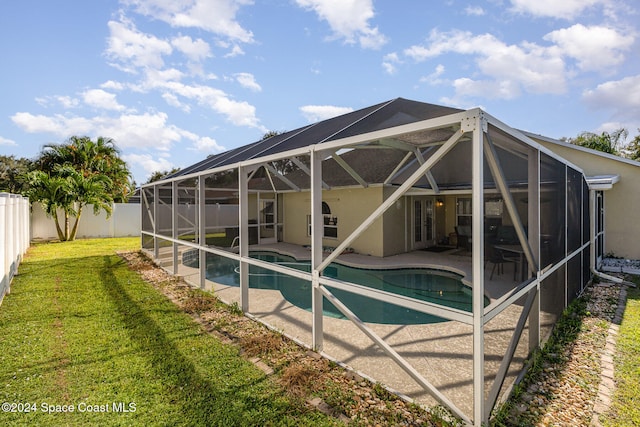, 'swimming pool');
196,251,486,325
